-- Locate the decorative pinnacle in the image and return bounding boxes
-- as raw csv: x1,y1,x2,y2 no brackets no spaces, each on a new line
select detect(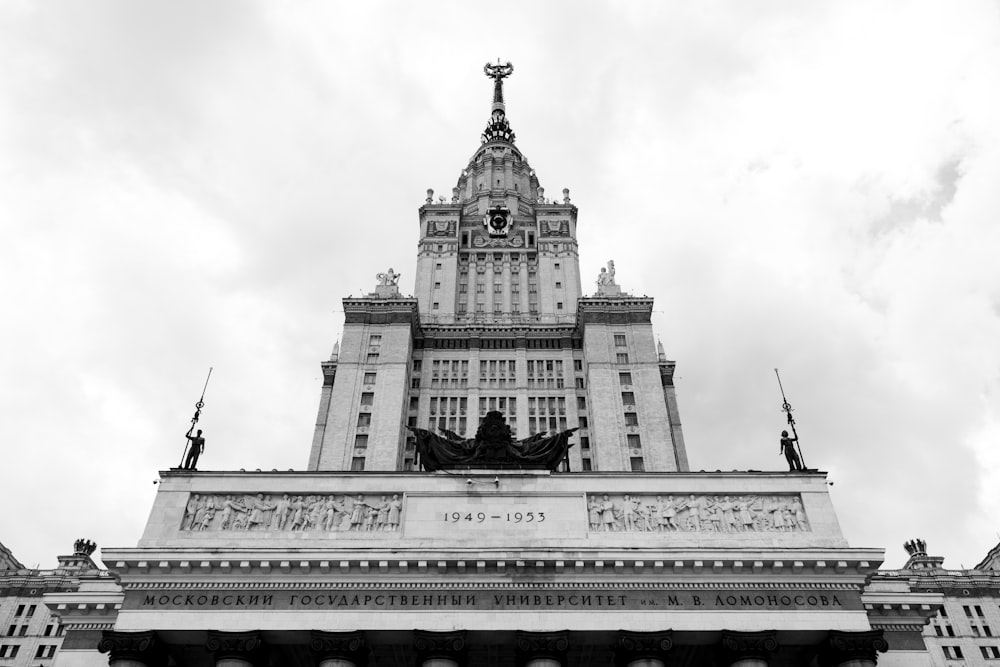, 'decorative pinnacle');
481,60,516,145
484,59,513,113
